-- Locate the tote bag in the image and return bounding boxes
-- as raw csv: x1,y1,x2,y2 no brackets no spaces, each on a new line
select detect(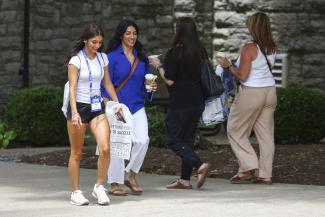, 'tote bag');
201,96,227,126
61,81,69,118
96,101,133,160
